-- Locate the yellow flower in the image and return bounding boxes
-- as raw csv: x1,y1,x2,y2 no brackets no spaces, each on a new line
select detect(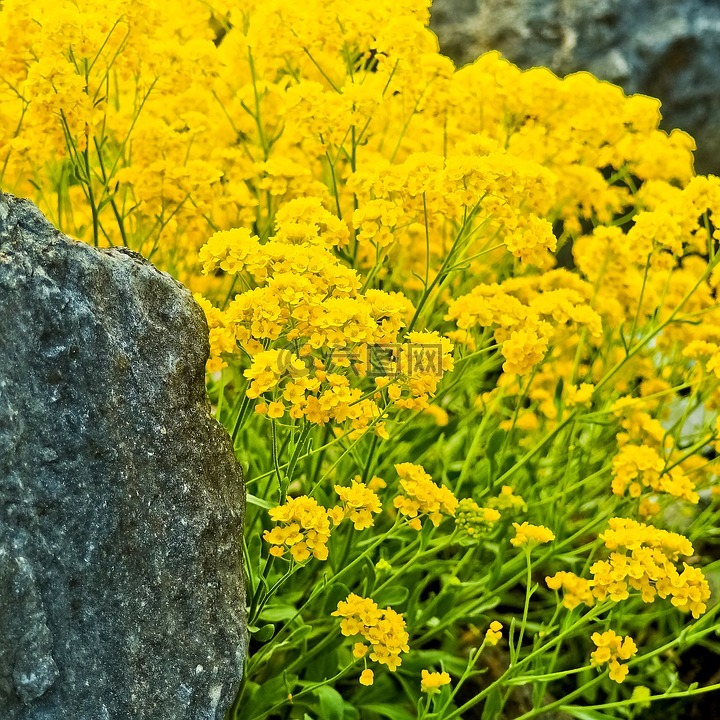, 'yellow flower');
393,462,458,529
420,669,451,694
608,660,629,683
565,383,595,406
611,444,698,503
267,401,285,419
333,594,409,672
353,642,369,659
488,485,527,513
504,215,557,265
359,669,374,686
590,630,637,683
334,477,383,530
263,496,333,562
590,518,710,617
511,522,555,547
4,1,718,705
546,571,595,610
485,621,503,646
501,324,550,375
